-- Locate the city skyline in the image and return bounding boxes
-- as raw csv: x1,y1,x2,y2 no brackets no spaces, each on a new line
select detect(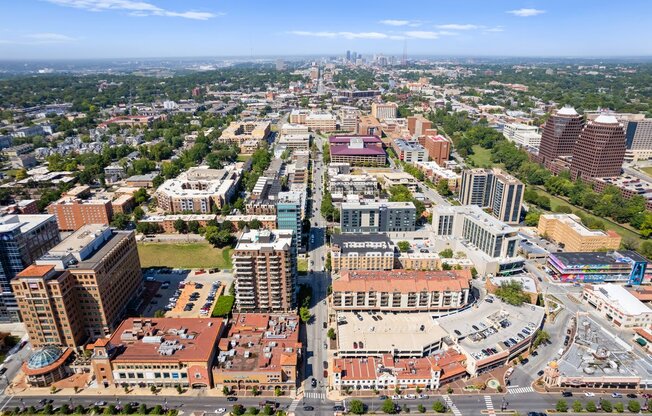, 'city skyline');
1,0,652,59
